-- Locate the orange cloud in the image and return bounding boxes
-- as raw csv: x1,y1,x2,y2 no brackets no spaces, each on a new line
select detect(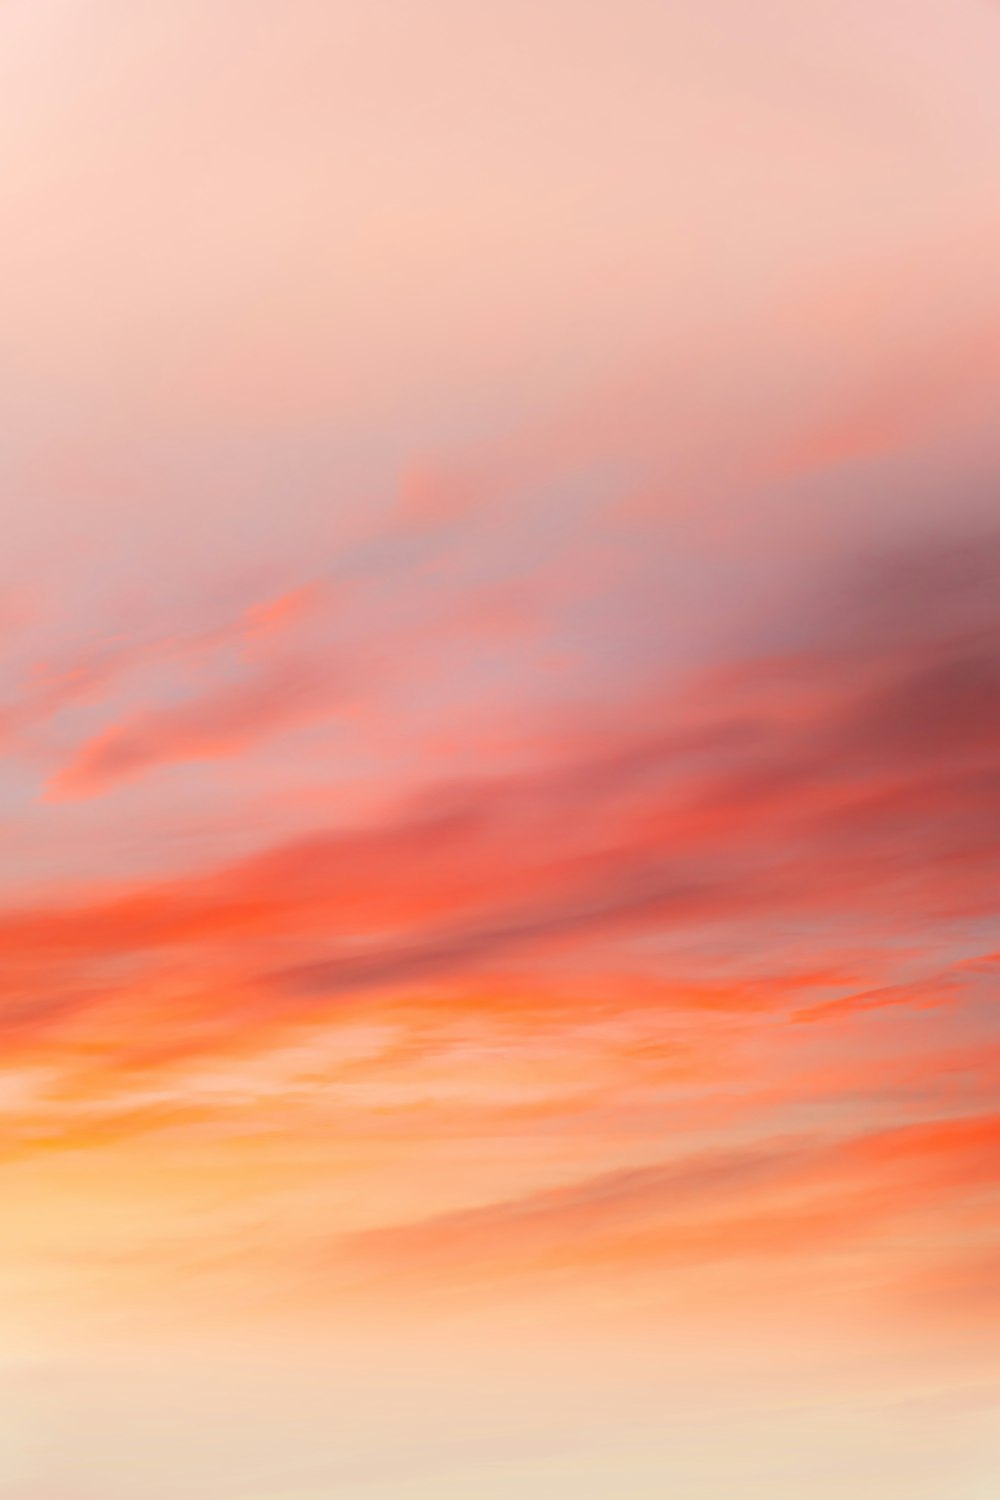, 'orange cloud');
329,1112,1000,1309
